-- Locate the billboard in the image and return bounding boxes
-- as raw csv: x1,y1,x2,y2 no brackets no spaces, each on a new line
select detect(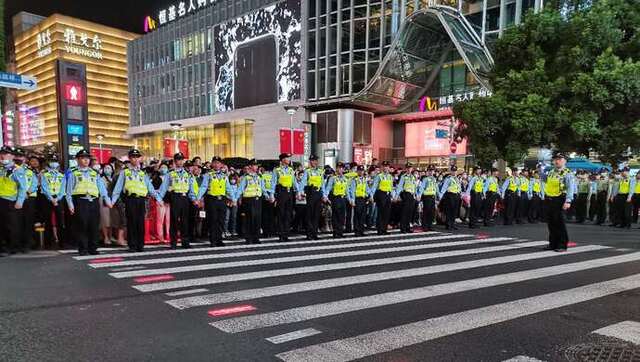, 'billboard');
214,0,301,112
405,120,467,157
